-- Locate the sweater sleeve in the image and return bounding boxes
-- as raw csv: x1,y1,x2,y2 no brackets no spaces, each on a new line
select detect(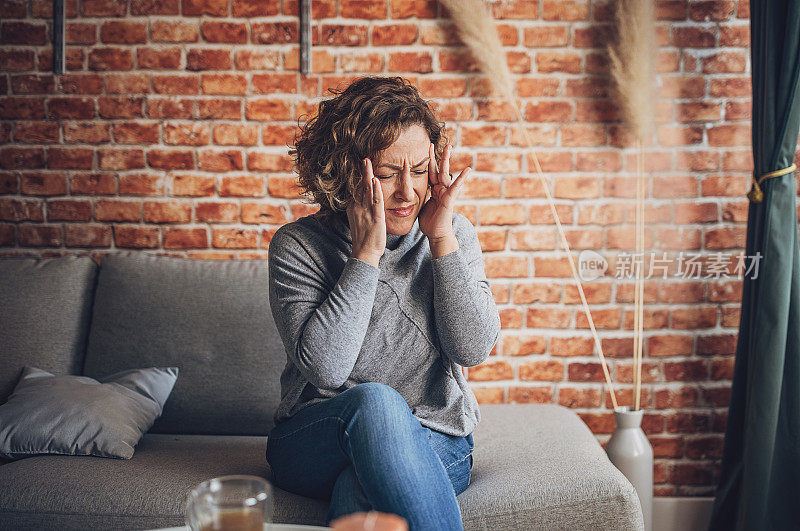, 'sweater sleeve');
430,213,501,367
268,227,380,390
